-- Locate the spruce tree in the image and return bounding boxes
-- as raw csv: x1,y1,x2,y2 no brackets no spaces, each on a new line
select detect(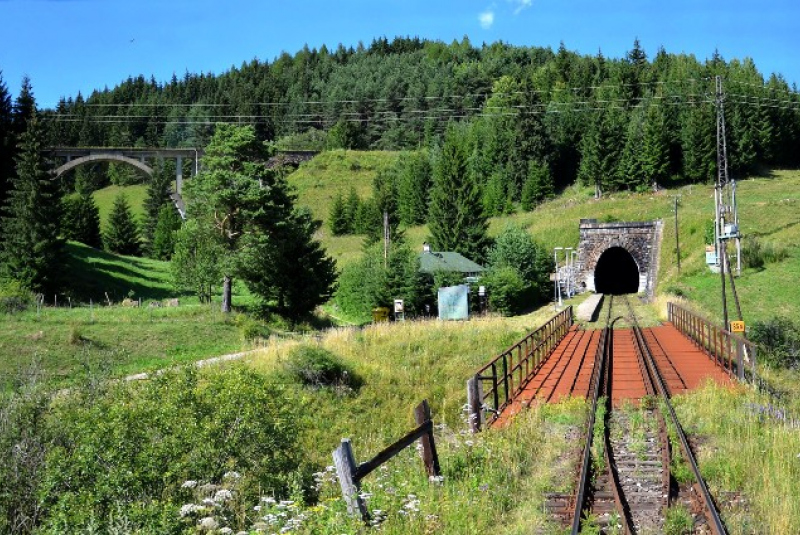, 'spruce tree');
396,150,432,225
104,193,141,256
0,111,64,294
151,204,182,260
329,191,350,235
12,76,35,138
428,124,490,263
640,103,670,190
521,160,554,210
681,102,716,183
61,193,102,248
240,207,337,321
142,159,174,252
0,72,13,206
345,186,361,230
